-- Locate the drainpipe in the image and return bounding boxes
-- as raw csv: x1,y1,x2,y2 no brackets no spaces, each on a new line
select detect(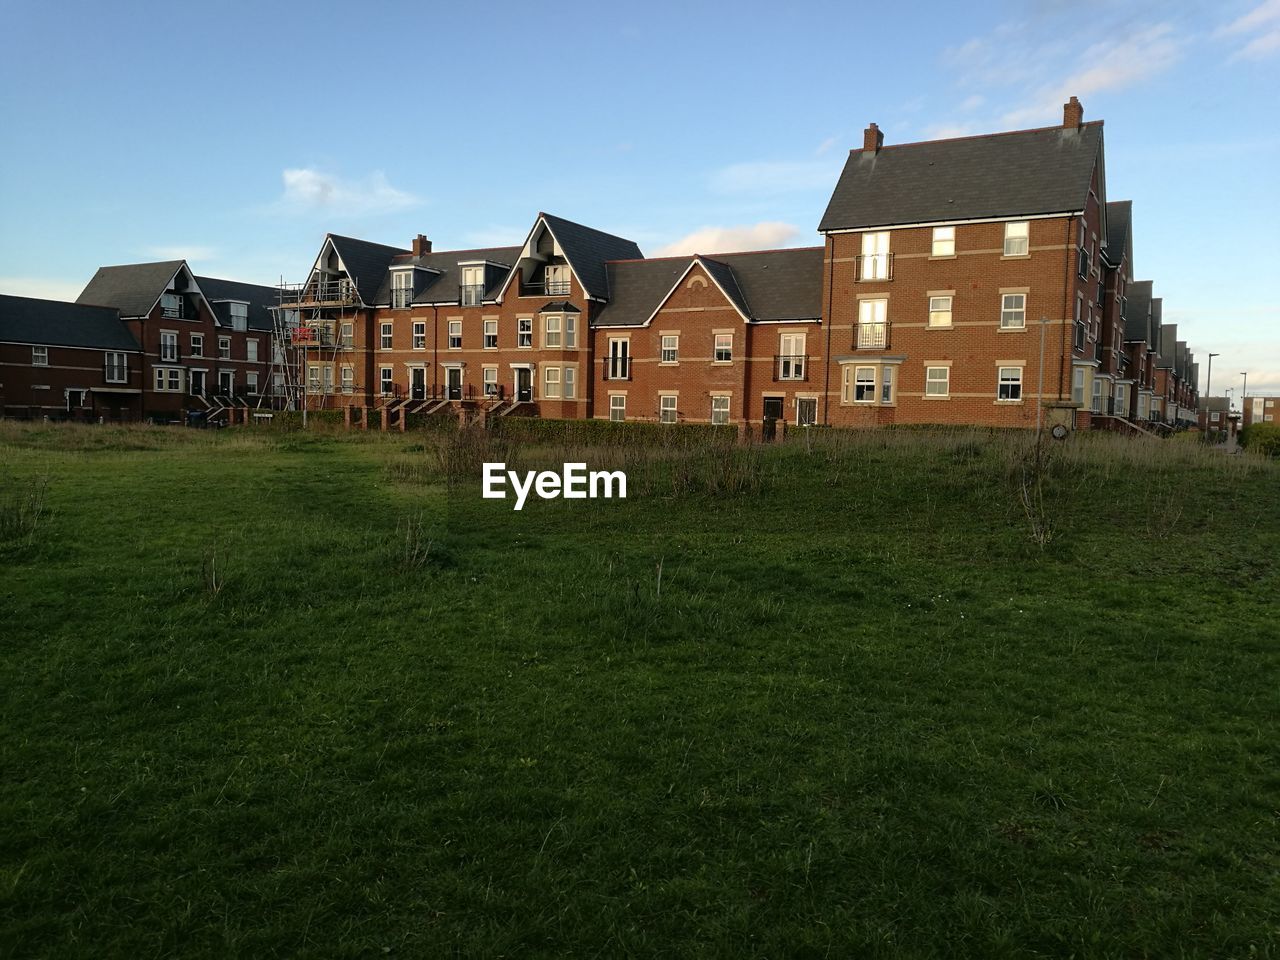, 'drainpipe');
1059,216,1073,402
822,234,834,426
432,305,439,397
